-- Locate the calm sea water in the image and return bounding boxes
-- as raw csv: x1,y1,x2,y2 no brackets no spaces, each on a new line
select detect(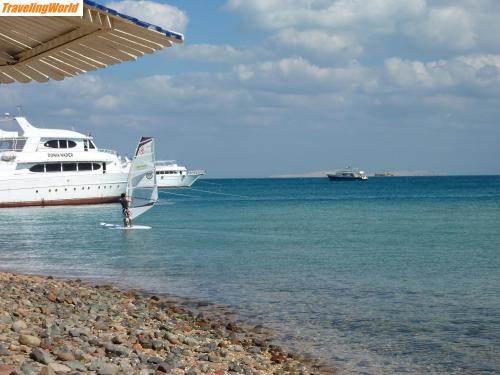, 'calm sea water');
1,176,499,374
